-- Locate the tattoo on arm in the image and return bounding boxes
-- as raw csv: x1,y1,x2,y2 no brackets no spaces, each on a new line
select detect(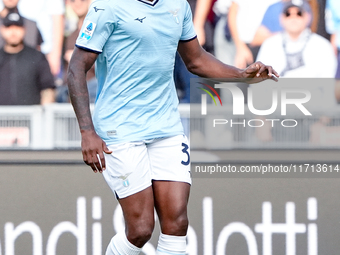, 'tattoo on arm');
67,48,98,132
